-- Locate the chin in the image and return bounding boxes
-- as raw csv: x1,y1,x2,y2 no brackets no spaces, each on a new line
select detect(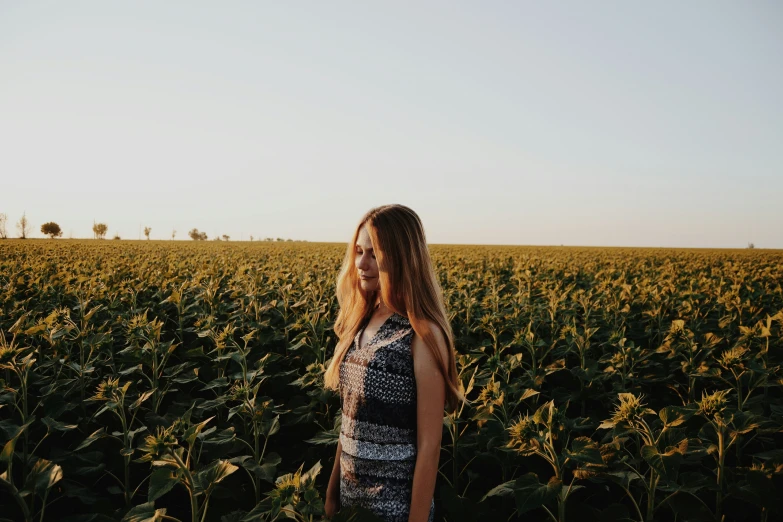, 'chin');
359,280,378,292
